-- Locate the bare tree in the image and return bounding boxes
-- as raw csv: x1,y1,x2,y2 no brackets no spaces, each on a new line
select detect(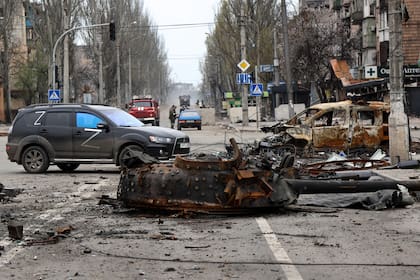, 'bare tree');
78,0,170,104
0,0,21,122
286,8,355,83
